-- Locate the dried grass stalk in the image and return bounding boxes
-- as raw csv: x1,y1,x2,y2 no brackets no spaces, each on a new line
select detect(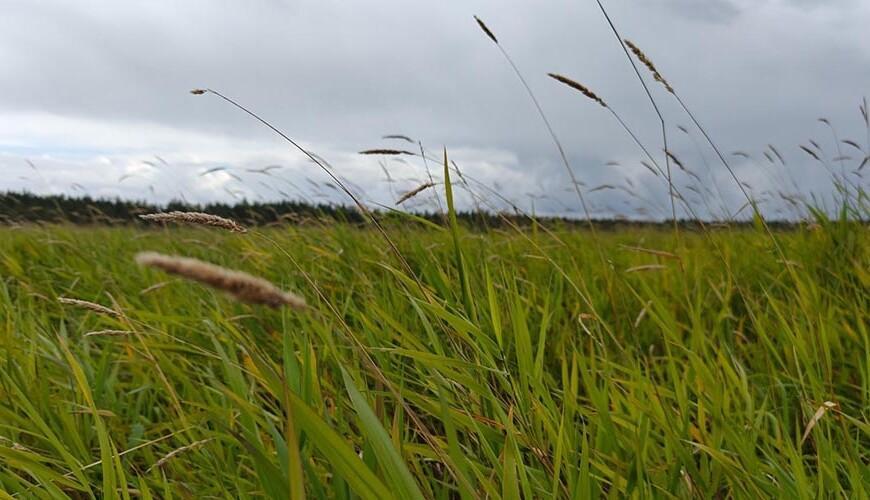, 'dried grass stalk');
139,212,247,233
135,252,305,309
382,134,415,143
58,297,120,317
624,39,673,93
801,401,838,445
70,407,117,417
396,182,435,205
547,73,607,107
84,330,132,337
619,245,681,261
140,281,173,295
625,264,667,273
633,301,652,328
147,438,214,473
